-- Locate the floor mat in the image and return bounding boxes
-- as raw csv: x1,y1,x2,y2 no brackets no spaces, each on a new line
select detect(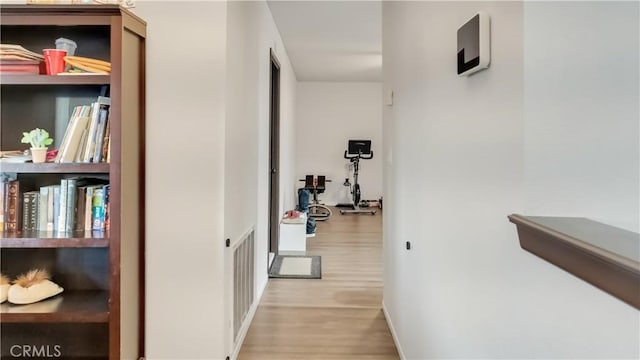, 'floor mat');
268,255,321,279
